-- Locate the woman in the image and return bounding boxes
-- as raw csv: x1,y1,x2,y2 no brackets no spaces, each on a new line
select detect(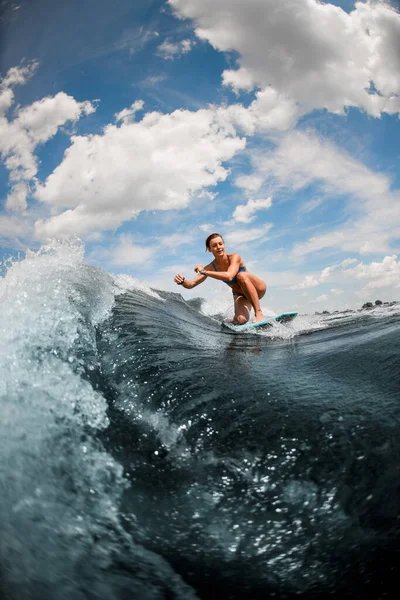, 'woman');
174,233,267,325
